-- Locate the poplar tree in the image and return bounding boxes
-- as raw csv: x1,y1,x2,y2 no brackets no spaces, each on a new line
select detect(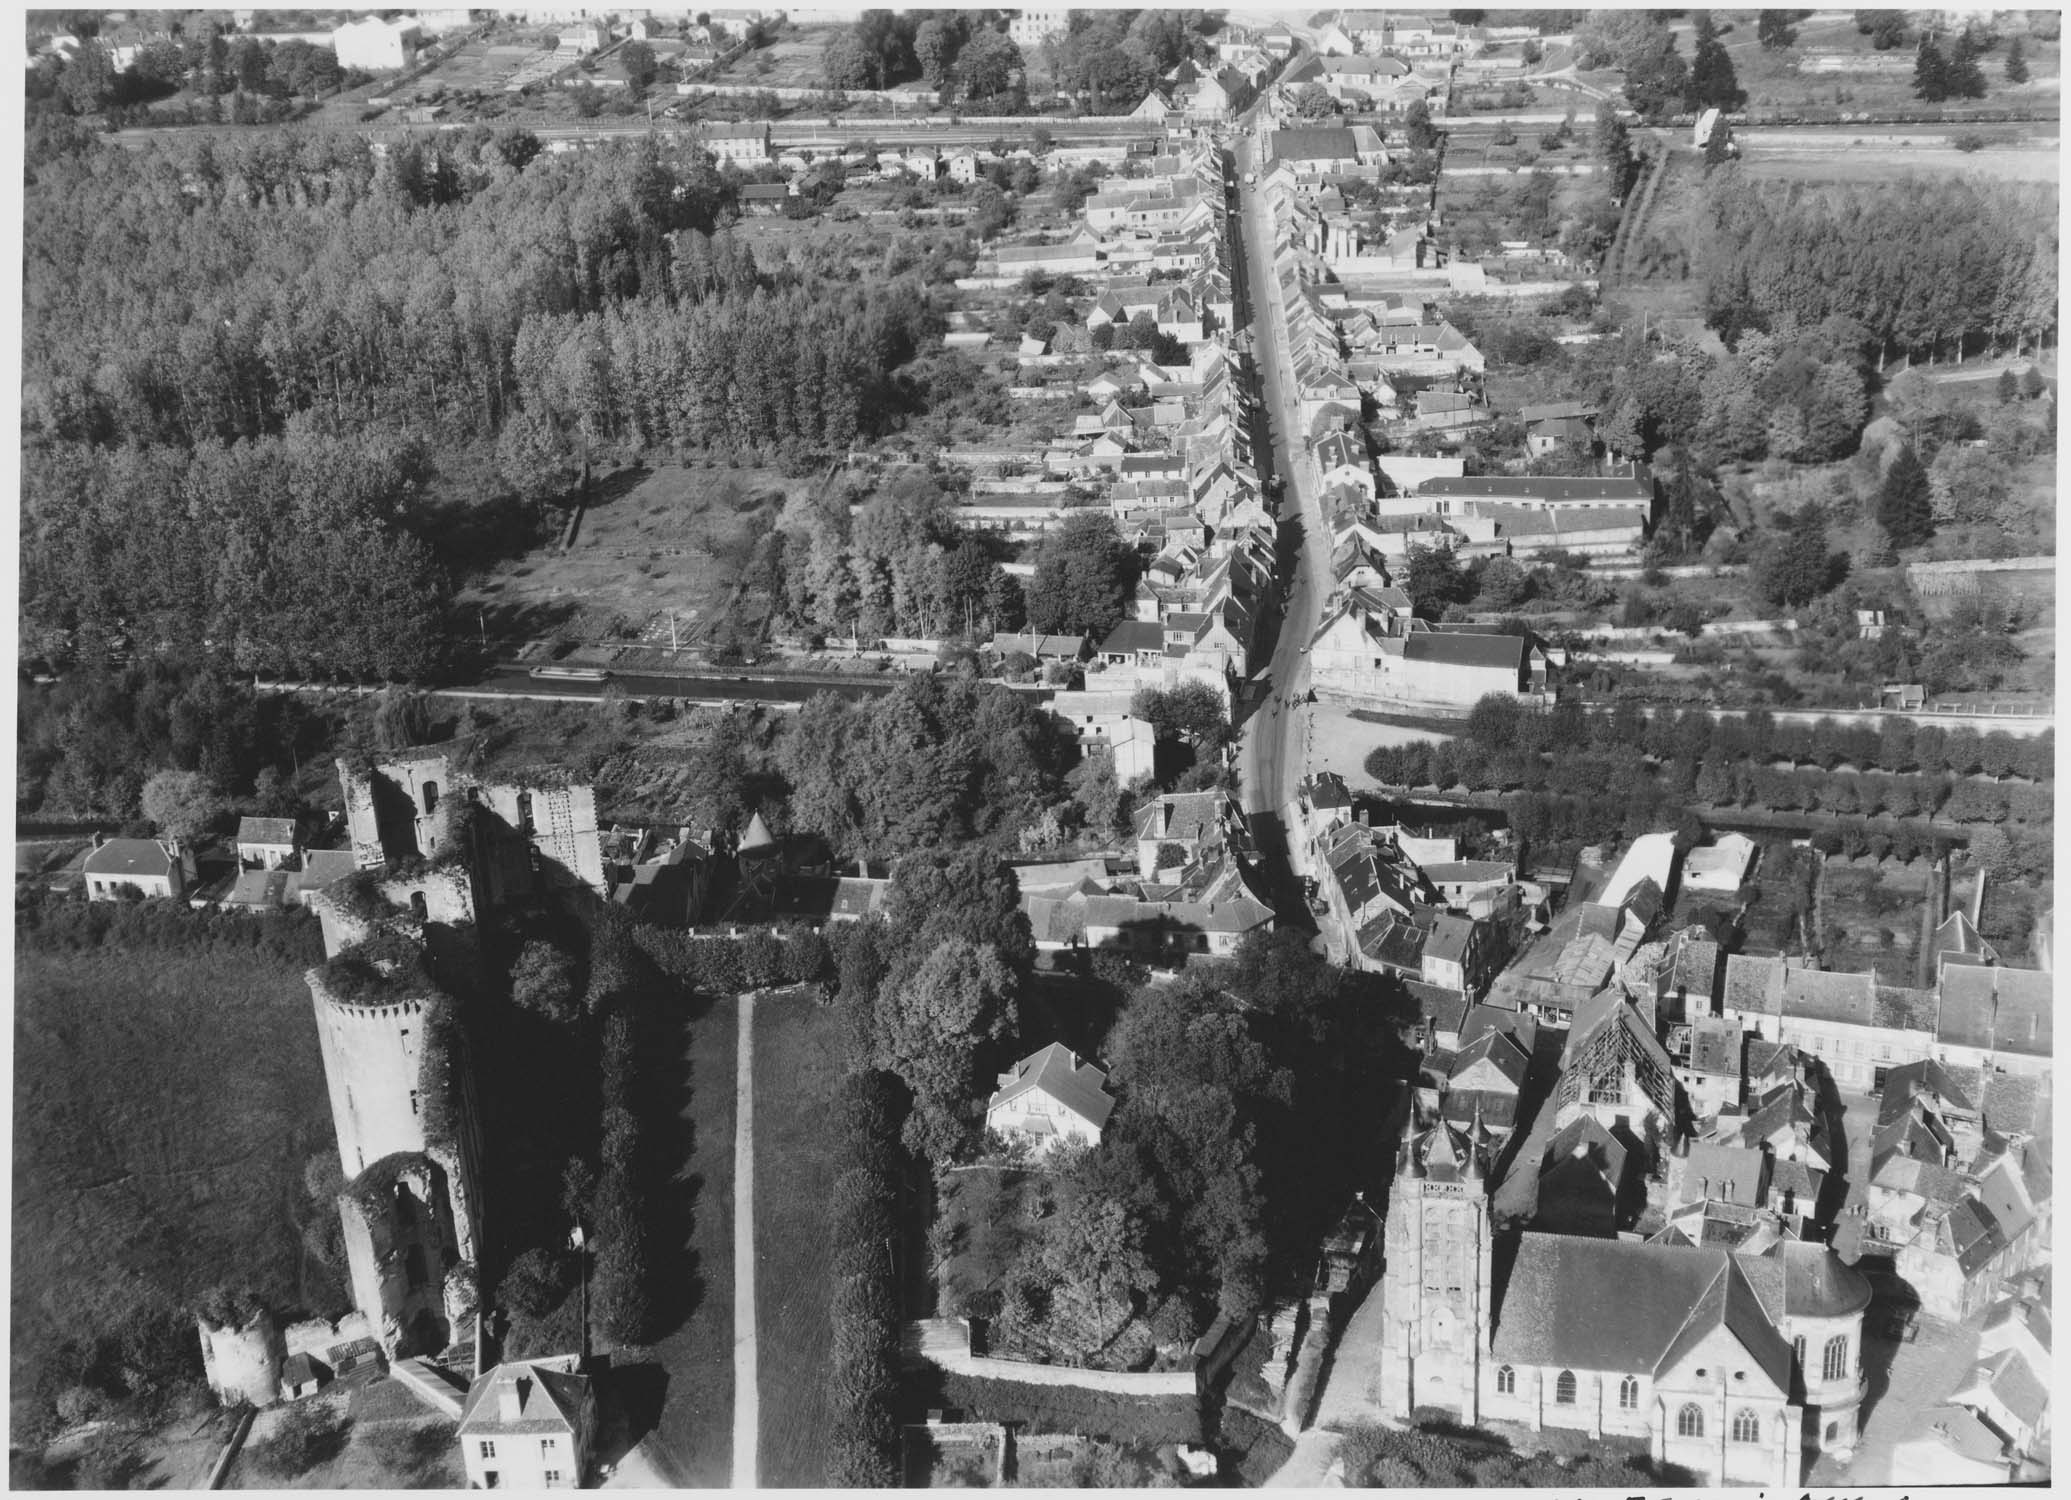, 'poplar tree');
1878,446,1936,548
